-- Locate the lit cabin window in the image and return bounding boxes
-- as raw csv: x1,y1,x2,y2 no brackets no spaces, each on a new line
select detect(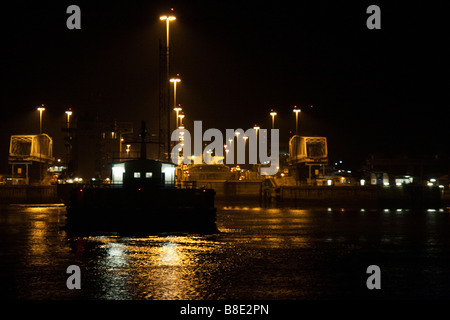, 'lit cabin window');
134,172,141,178
145,172,152,178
